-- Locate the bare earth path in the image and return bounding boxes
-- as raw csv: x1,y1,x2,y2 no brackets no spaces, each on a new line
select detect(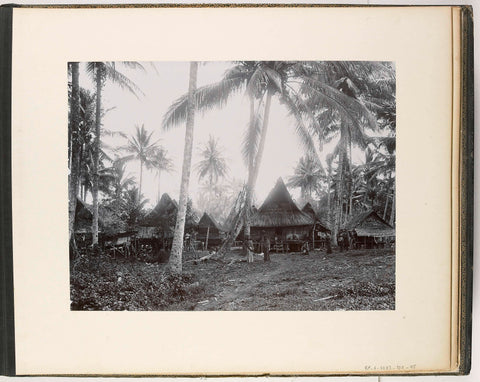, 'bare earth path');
182,249,395,311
